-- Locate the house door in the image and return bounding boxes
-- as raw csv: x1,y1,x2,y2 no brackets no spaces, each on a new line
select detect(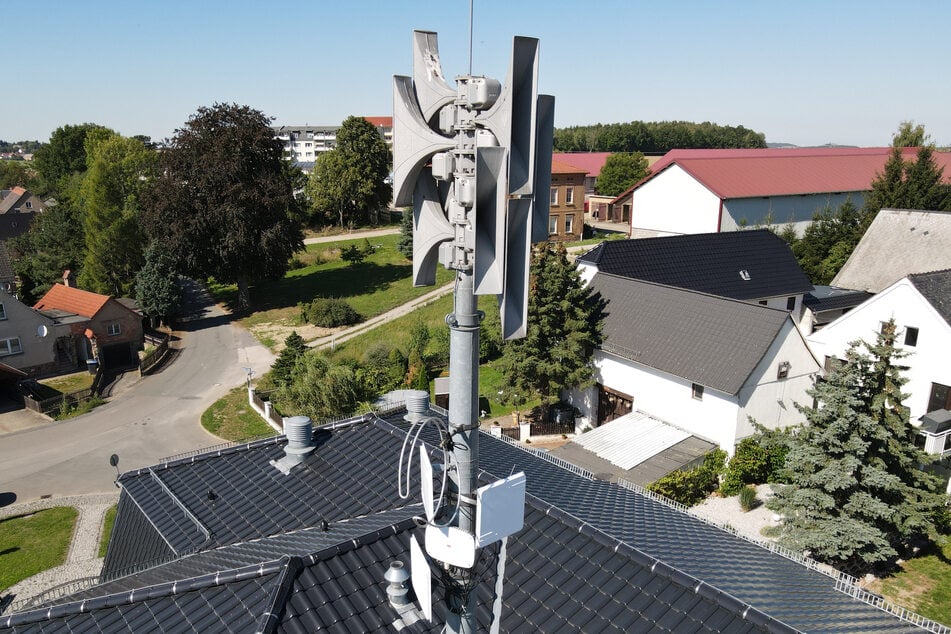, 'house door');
622,204,631,223
598,384,633,425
